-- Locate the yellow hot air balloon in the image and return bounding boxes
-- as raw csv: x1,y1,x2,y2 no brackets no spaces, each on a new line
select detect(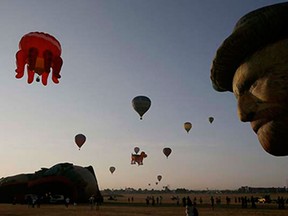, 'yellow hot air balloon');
132,96,151,120
75,134,86,150
184,122,192,133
